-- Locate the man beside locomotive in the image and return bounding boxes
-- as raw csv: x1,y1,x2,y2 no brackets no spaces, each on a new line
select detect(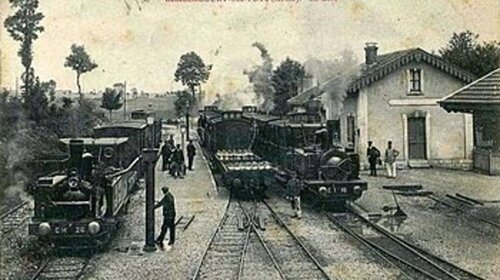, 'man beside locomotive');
287,172,302,219
367,141,381,177
155,187,176,249
384,141,400,178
